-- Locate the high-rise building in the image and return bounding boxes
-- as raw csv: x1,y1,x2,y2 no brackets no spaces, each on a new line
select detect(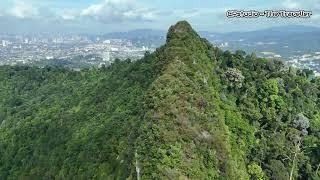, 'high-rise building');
103,51,110,62
2,40,6,47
